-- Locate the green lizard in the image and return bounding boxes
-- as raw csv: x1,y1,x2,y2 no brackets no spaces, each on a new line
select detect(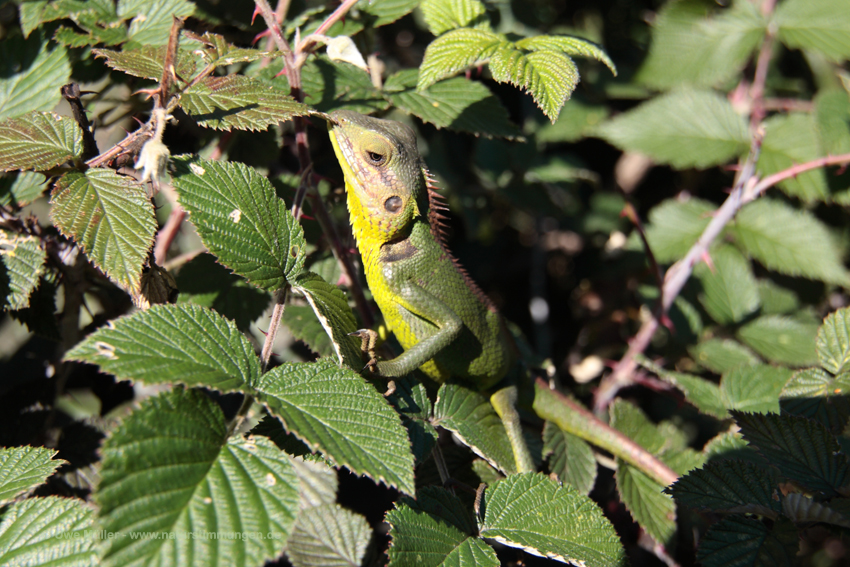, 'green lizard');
327,110,534,473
